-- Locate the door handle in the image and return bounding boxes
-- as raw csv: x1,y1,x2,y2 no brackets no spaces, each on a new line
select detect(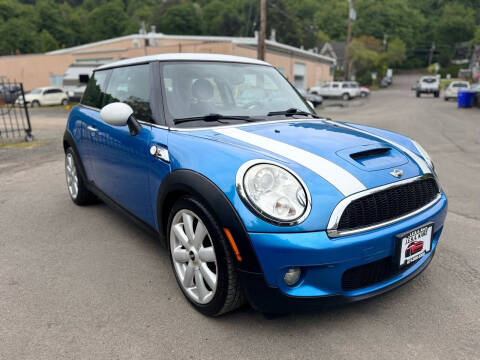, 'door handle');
87,126,98,132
